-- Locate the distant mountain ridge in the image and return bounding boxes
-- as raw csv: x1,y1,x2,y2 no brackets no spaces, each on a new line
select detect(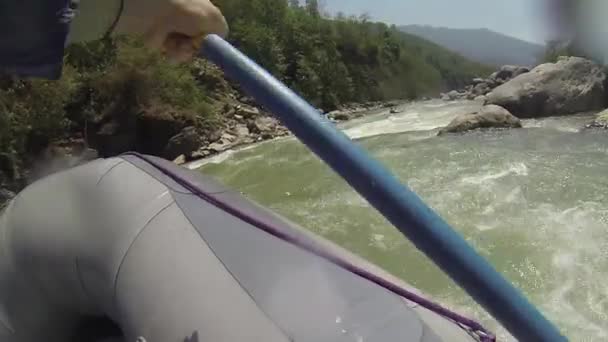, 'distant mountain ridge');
399,25,545,67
